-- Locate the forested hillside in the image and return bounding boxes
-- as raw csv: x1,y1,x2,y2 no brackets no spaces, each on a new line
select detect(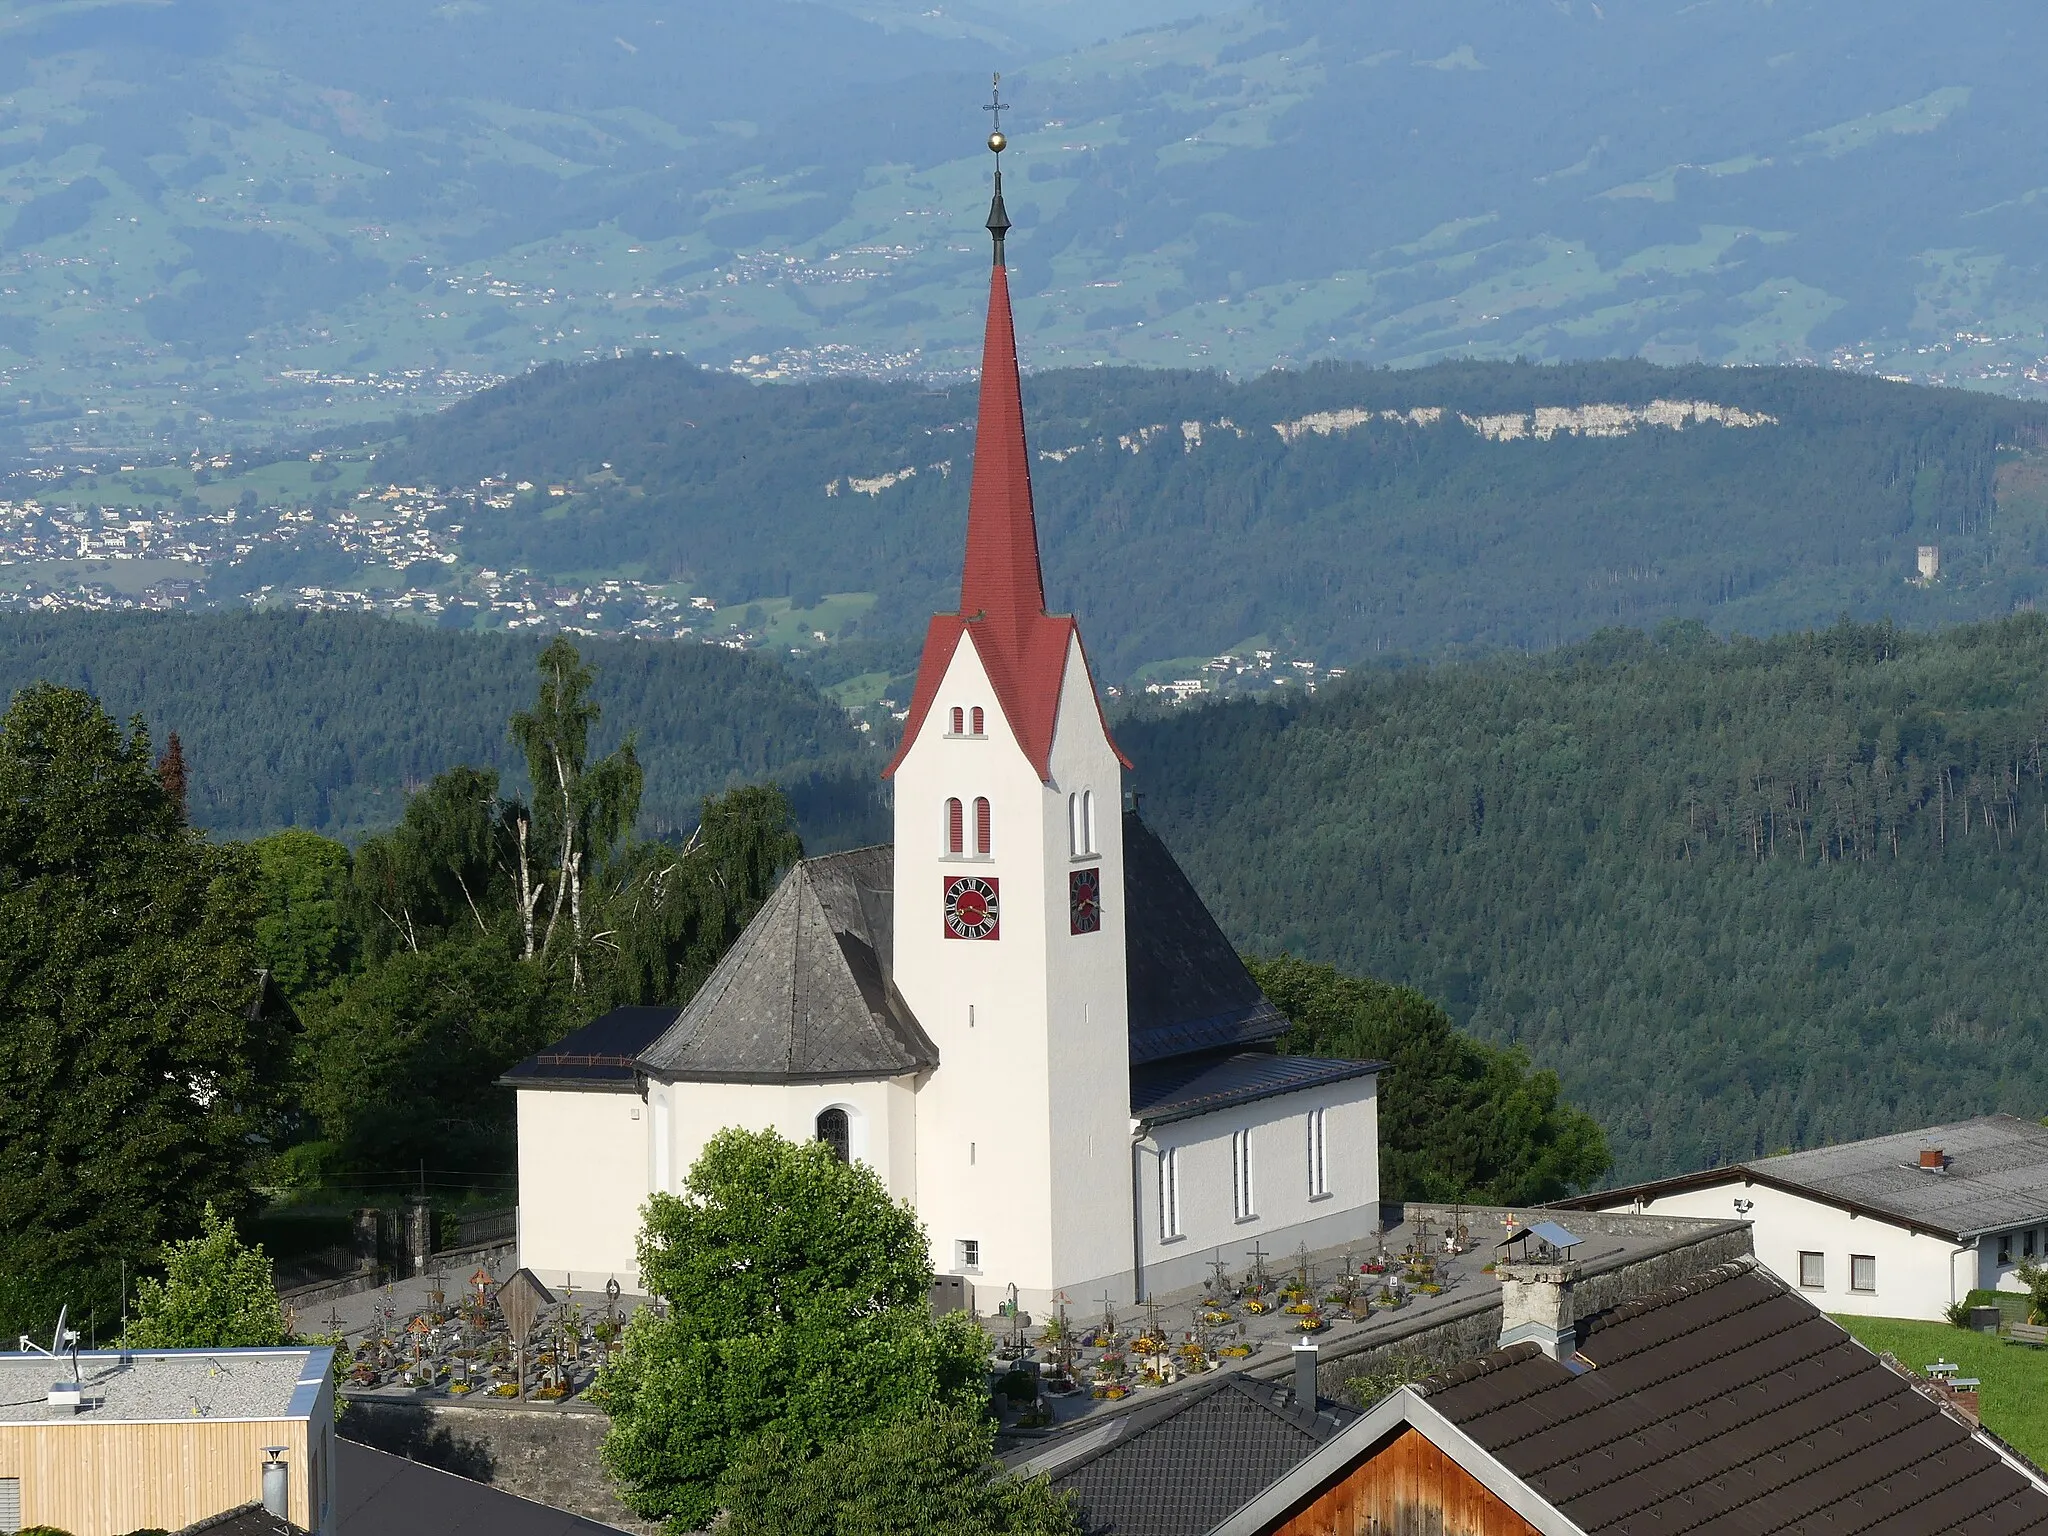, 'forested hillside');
1124,614,2048,1183
0,612,885,845
379,354,2048,676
